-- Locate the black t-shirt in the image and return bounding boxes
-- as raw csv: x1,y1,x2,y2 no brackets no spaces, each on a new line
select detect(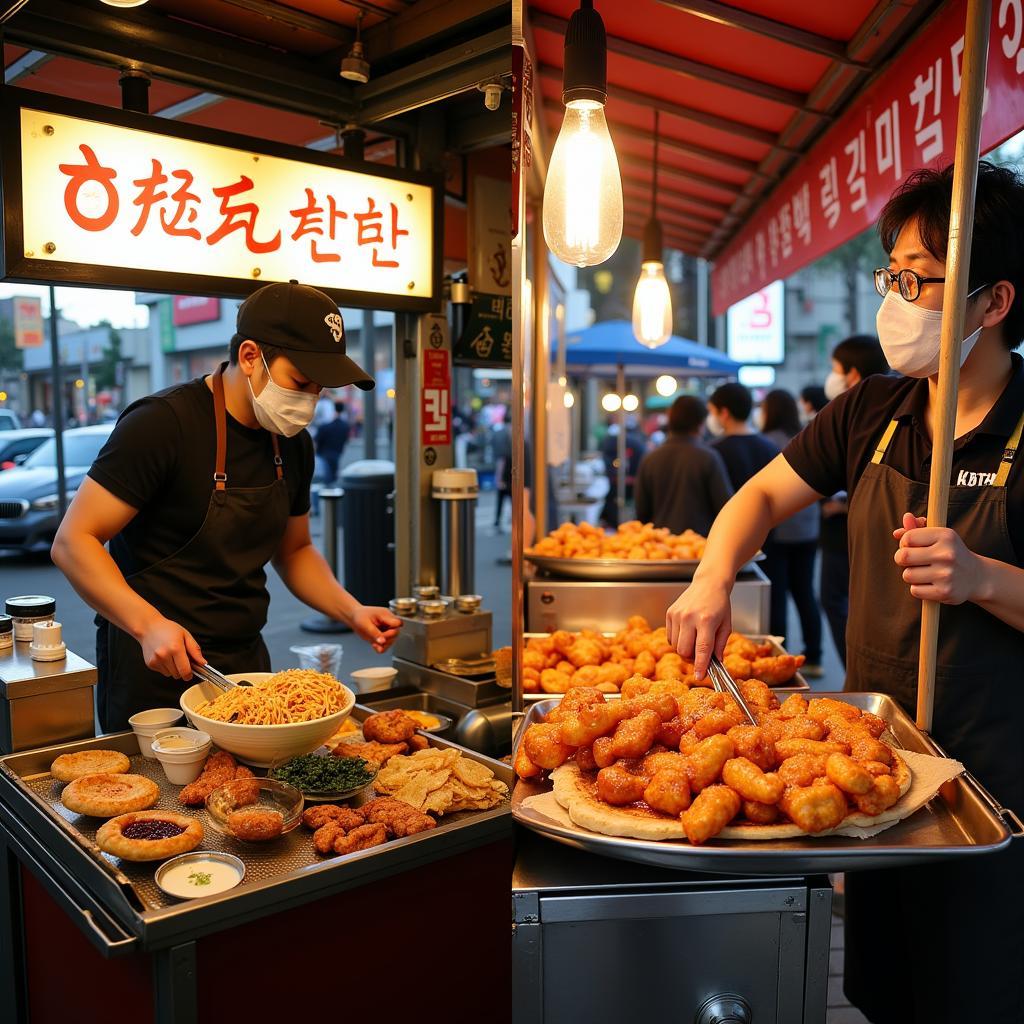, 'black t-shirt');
89,375,314,577
712,433,780,491
784,354,1024,561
